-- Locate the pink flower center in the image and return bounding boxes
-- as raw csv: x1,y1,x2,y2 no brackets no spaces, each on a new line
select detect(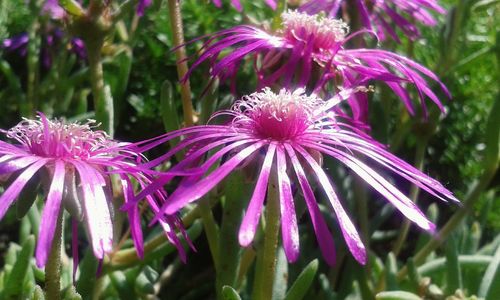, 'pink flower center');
6,116,115,159
233,89,322,141
281,11,349,52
